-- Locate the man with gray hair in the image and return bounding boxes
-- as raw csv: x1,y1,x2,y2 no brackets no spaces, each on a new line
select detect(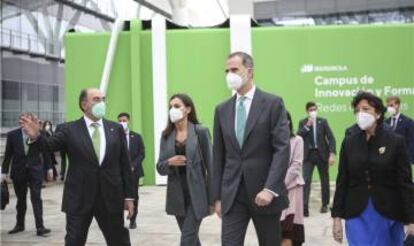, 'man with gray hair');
213,51,290,245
